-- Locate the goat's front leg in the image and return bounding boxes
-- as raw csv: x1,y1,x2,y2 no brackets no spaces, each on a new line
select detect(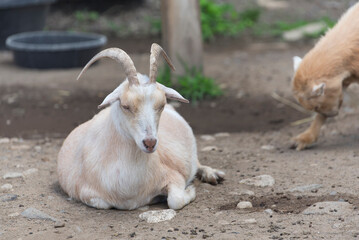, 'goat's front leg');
291,113,327,151
167,177,196,210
